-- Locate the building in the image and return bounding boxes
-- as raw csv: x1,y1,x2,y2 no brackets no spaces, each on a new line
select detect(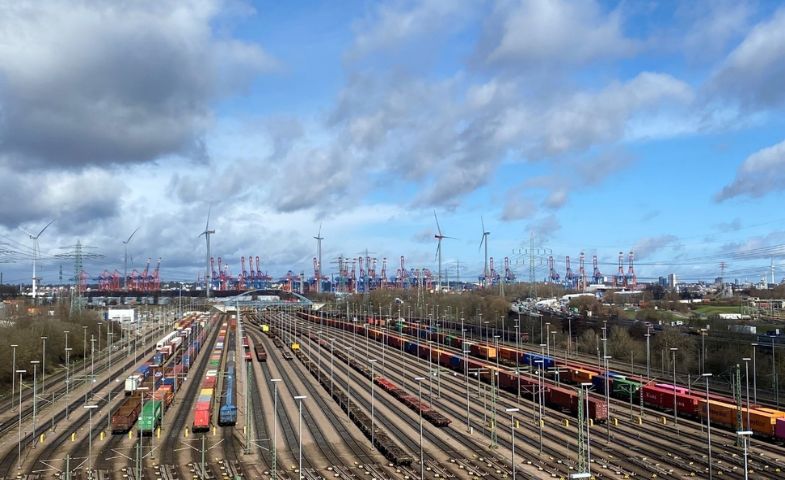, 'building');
668,273,677,289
